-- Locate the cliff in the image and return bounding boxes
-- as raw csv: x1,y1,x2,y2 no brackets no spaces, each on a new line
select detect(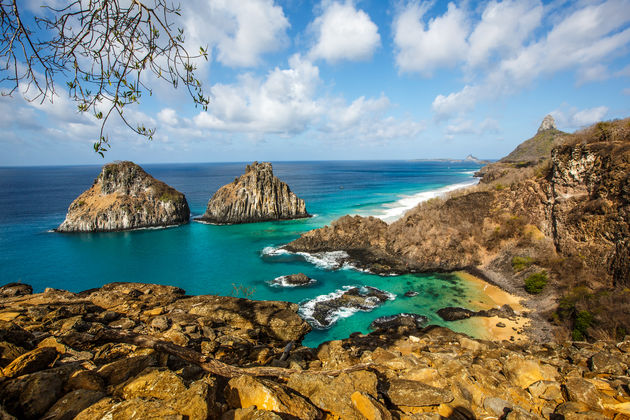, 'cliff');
0,282,628,419
57,161,190,232
287,117,630,341
196,161,309,224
